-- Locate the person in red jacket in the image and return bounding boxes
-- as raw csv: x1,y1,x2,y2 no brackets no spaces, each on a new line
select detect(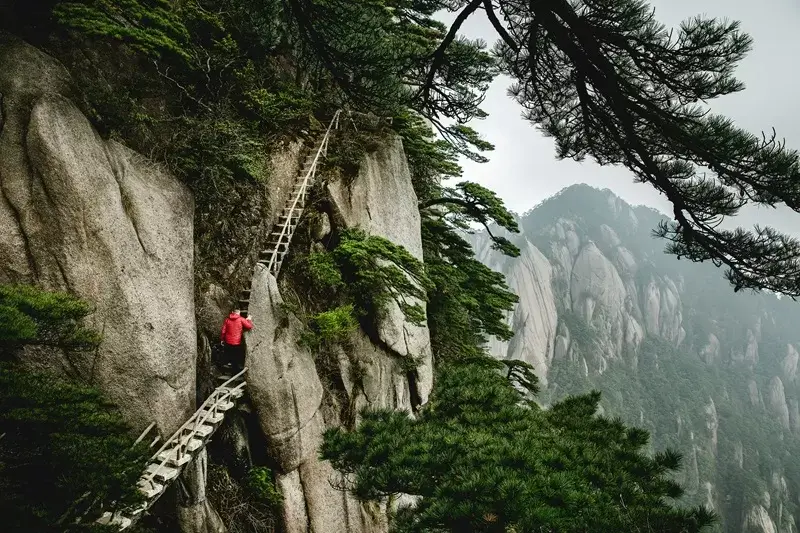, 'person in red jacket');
220,308,253,370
